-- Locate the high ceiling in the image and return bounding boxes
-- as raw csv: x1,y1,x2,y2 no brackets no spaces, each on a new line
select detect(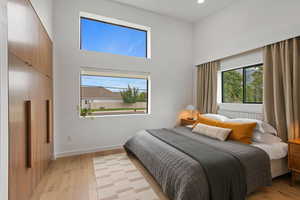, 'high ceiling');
111,0,240,22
